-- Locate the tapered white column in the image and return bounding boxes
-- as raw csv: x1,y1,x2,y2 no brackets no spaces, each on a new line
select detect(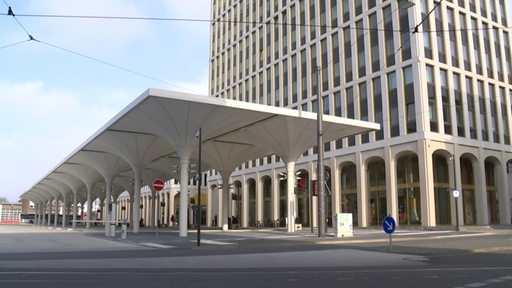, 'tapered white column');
222,175,230,231
284,162,295,232
179,158,190,237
